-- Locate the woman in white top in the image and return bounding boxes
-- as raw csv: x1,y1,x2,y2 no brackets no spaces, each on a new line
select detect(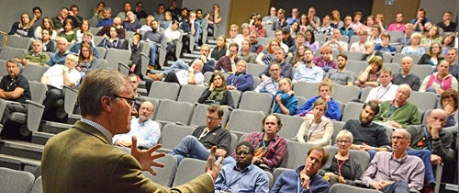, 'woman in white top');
294,99,334,147
34,17,57,40
76,20,94,44
165,20,181,60
401,33,425,55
